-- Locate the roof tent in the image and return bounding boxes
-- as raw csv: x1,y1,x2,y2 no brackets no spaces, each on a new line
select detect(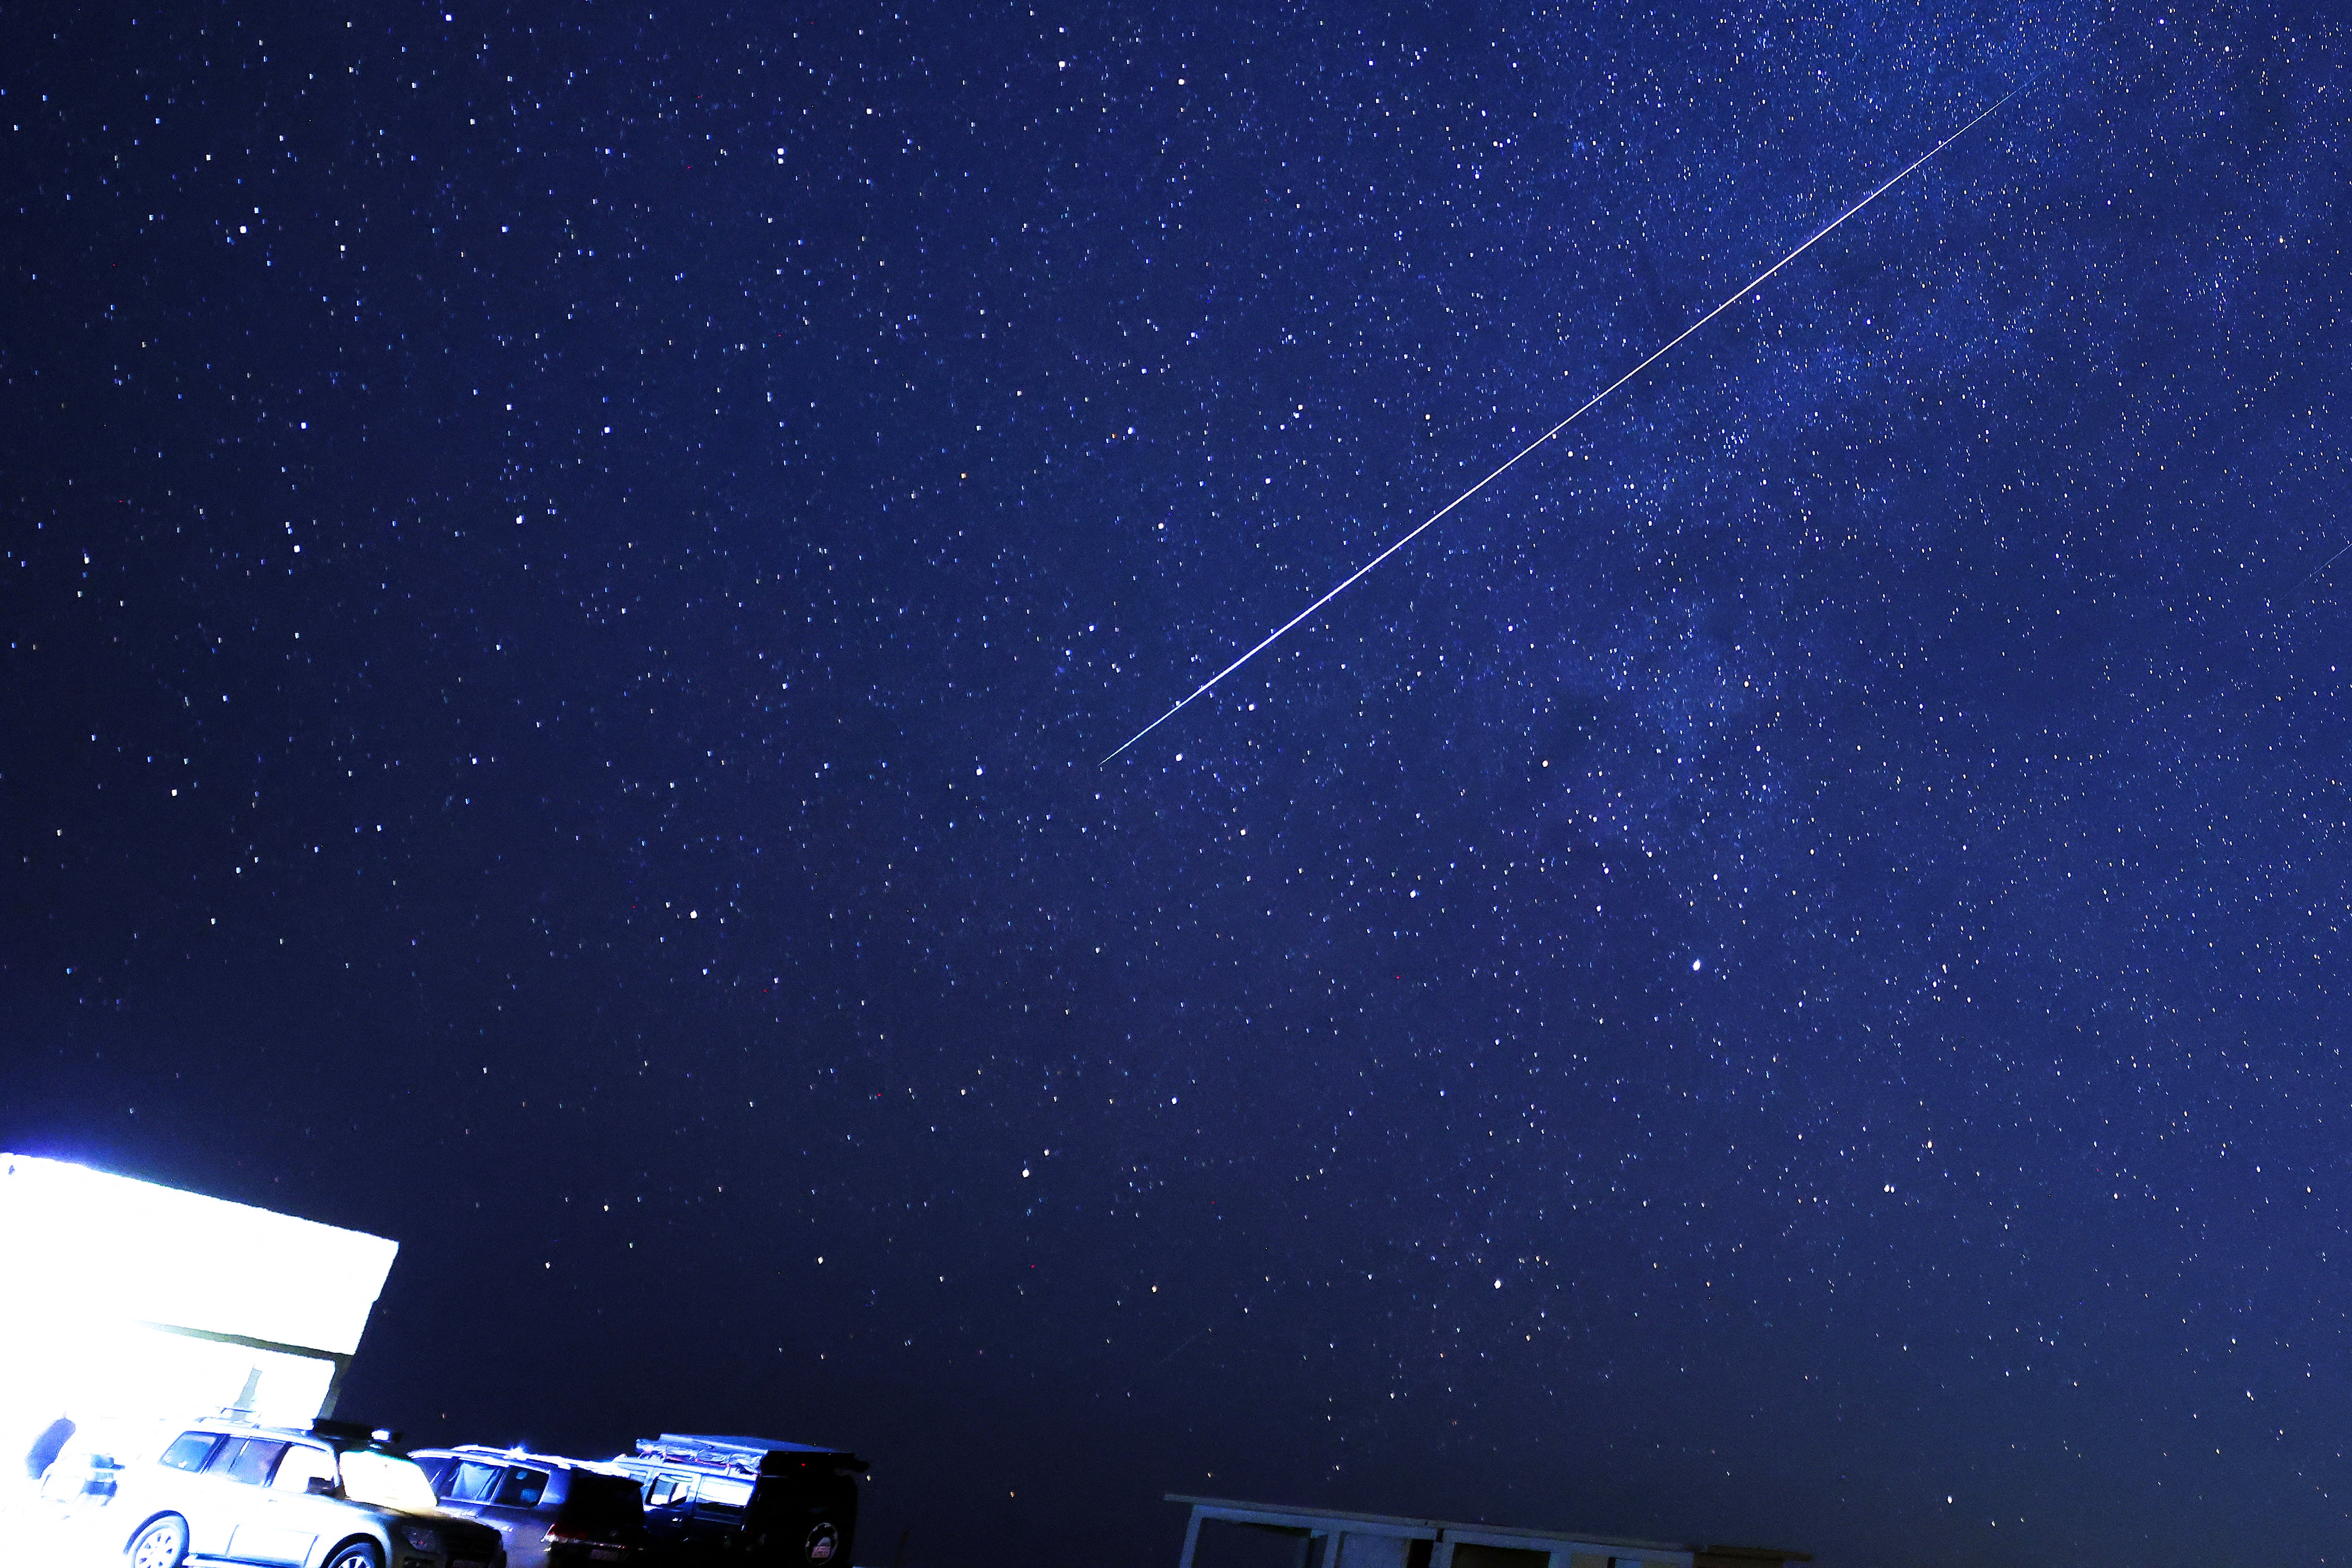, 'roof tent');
635,1435,842,1468
0,1153,399,1481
